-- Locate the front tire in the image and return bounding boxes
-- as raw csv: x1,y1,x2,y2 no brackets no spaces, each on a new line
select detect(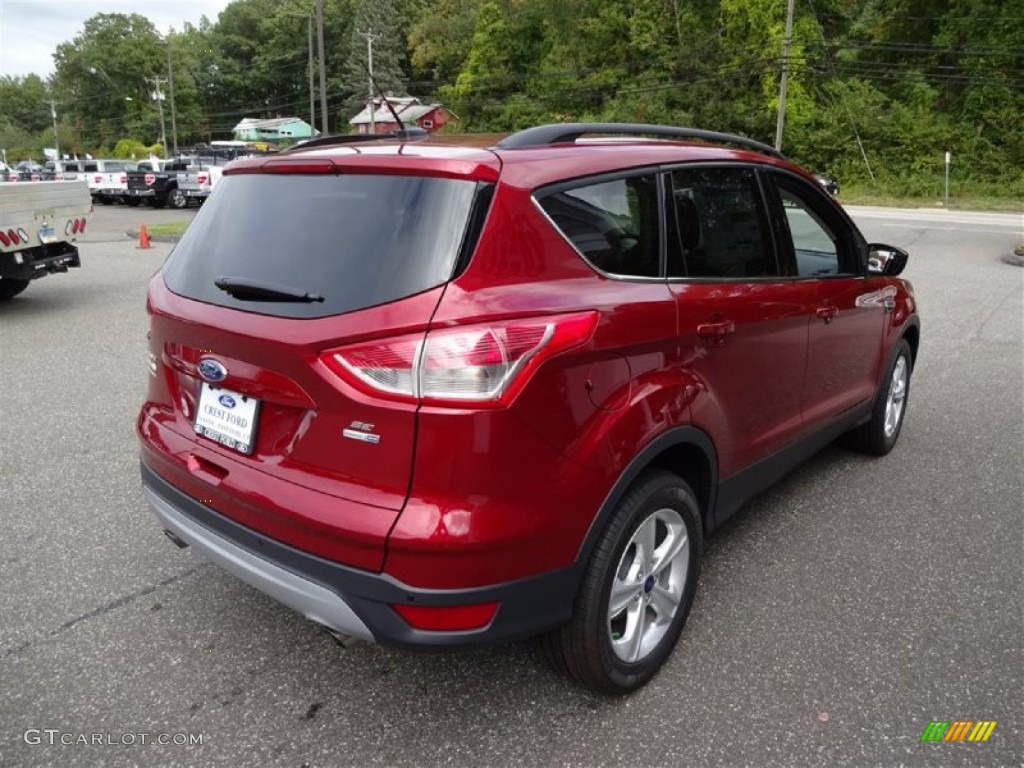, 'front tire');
845,339,912,456
0,277,30,300
542,470,702,694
